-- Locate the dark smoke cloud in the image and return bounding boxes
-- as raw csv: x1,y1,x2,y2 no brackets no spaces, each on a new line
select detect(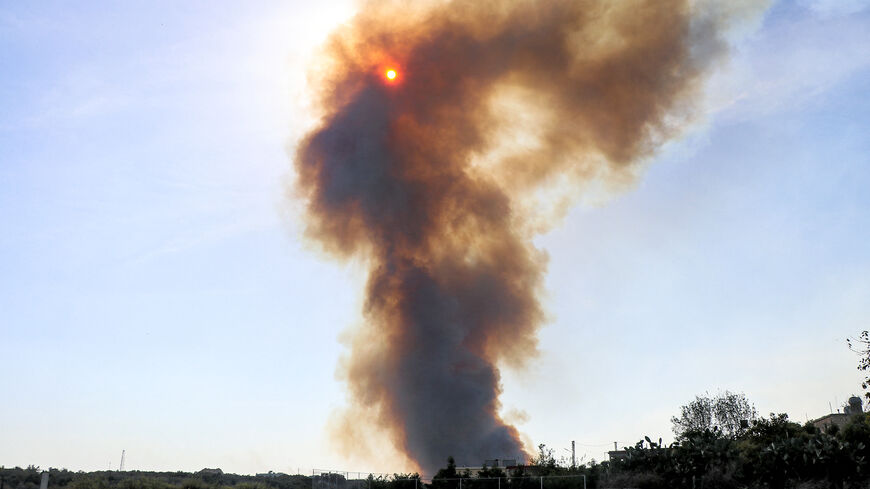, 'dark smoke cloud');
294,0,752,474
